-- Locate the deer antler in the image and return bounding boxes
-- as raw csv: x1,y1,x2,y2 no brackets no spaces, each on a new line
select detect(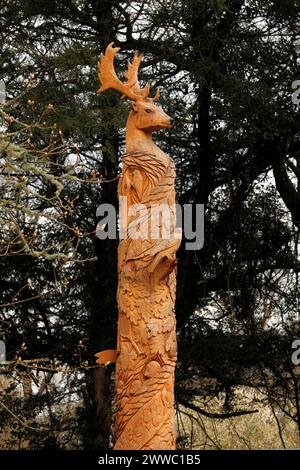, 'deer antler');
123,51,150,100
97,43,150,101
152,88,160,102
124,51,160,102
